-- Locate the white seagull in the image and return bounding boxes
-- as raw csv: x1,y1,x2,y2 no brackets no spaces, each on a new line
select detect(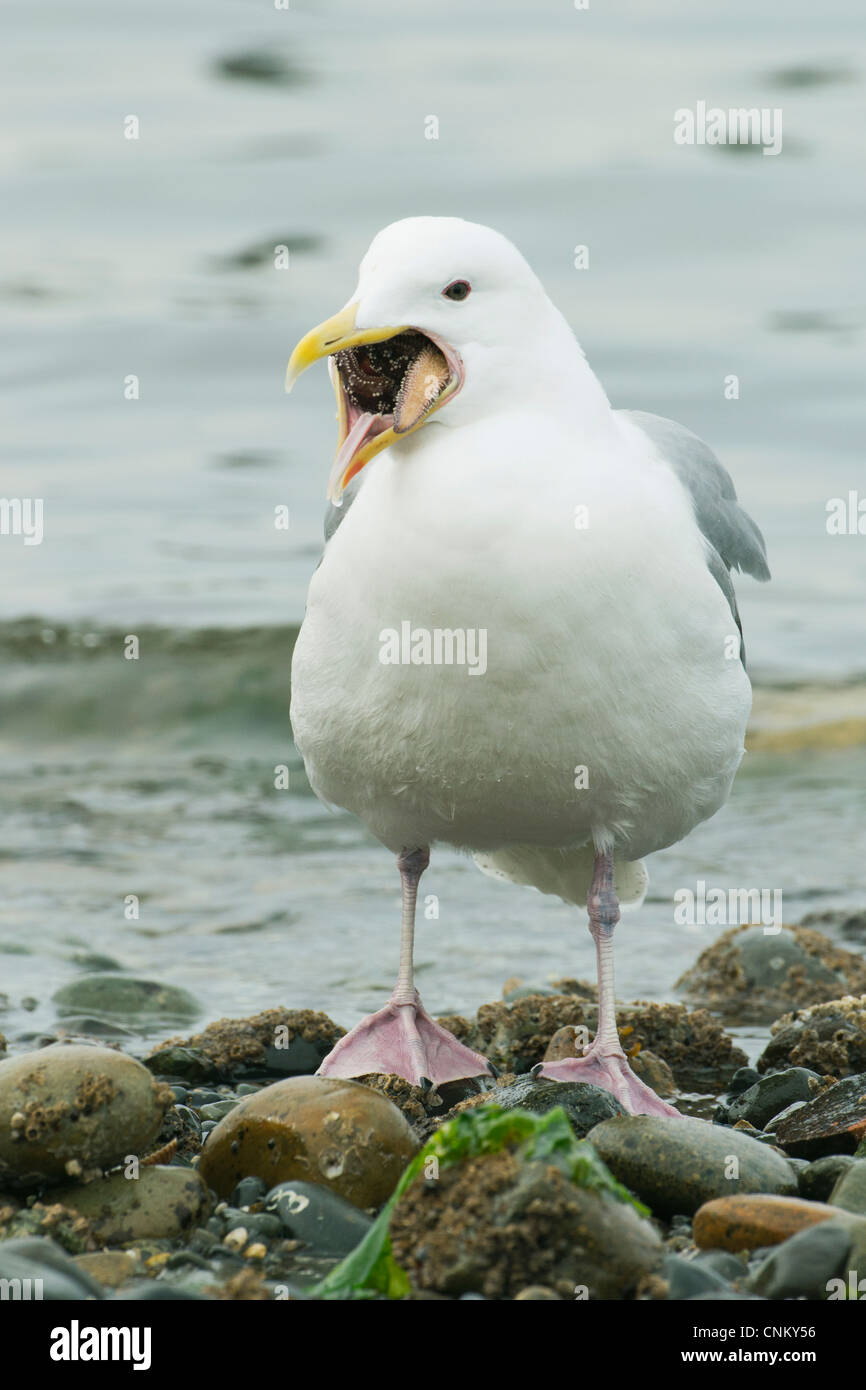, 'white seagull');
286,217,769,1116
